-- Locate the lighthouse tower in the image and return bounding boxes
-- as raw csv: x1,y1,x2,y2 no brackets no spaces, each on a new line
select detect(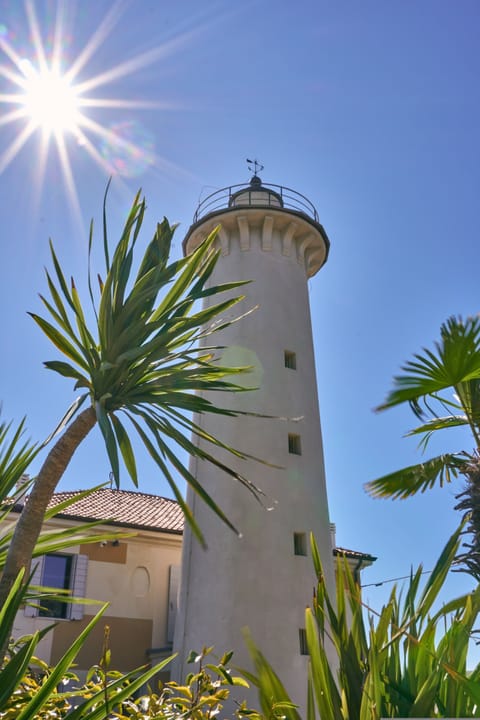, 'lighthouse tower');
173,171,336,706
